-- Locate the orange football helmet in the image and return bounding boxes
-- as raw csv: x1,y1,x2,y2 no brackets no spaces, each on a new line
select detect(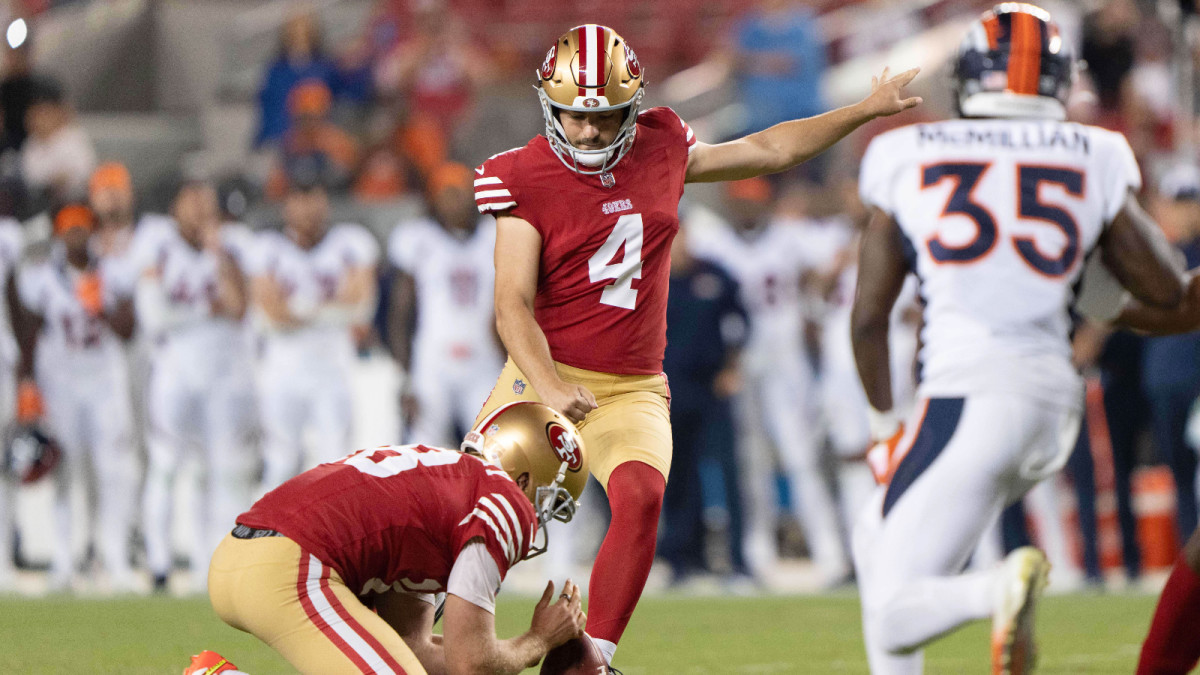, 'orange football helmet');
462,401,588,558
536,24,645,176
